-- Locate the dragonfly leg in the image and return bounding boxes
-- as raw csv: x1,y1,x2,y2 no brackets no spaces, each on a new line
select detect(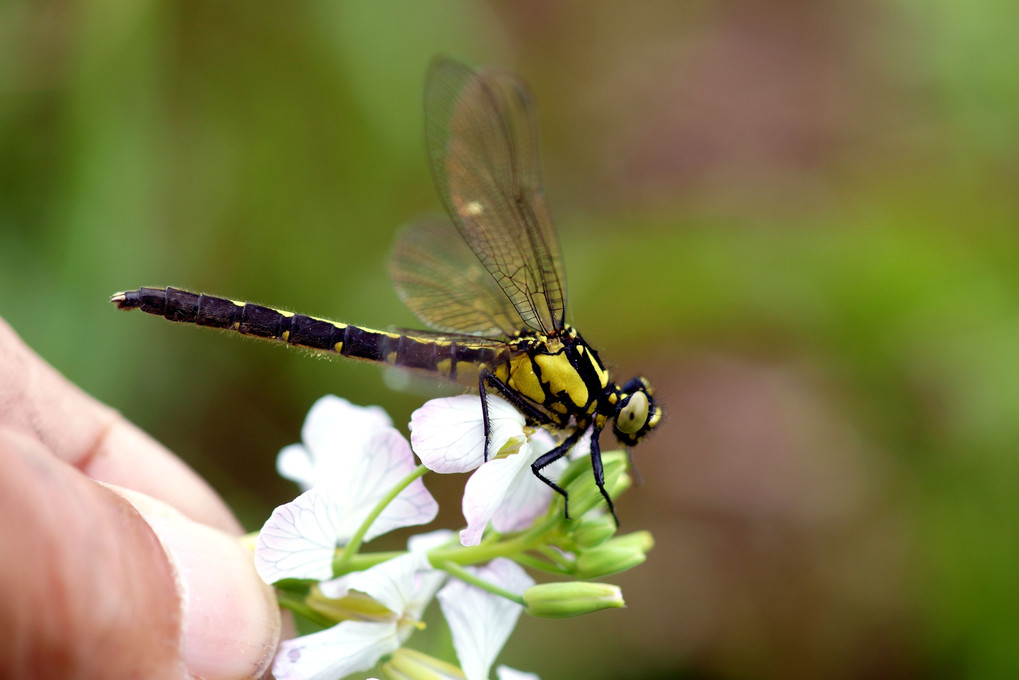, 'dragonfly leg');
588,424,619,526
532,426,584,519
478,368,553,461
